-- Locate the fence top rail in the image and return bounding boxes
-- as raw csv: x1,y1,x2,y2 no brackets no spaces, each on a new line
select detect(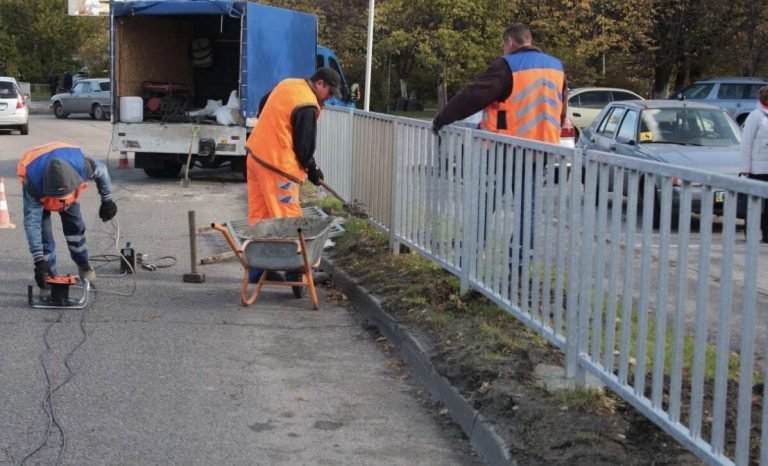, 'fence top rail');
325,106,396,123
586,149,768,197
